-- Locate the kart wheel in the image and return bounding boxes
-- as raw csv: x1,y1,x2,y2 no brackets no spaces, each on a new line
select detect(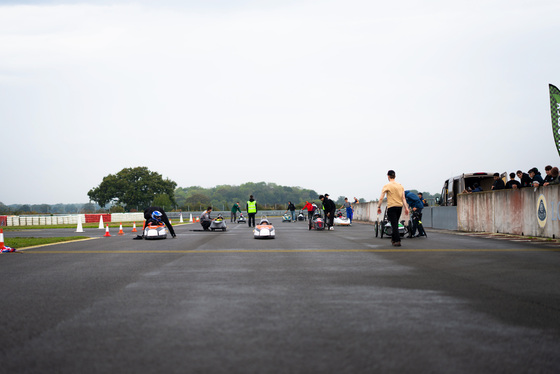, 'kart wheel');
419,224,427,238
406,220,412,237
374,222,379,237
222,228,226,231
380,223,385,238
